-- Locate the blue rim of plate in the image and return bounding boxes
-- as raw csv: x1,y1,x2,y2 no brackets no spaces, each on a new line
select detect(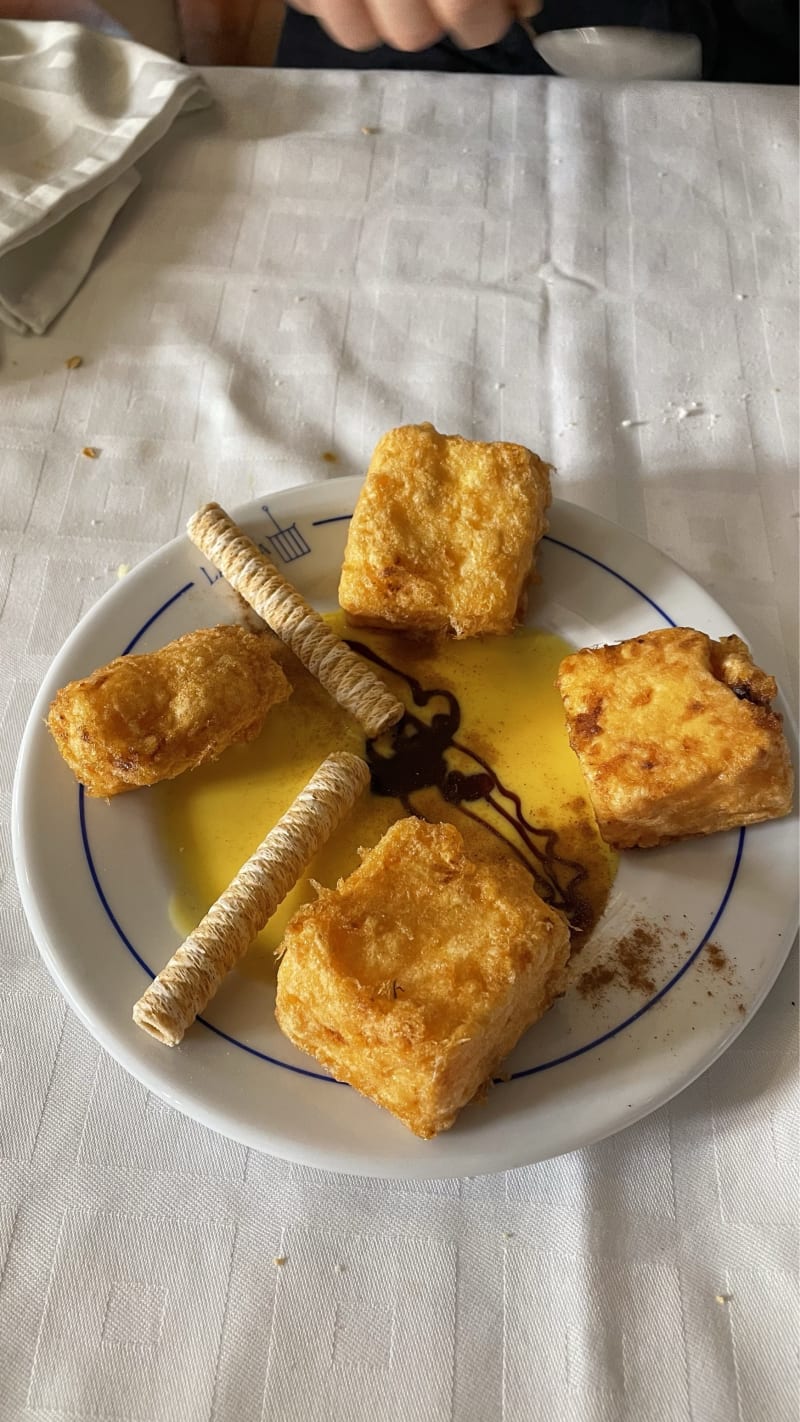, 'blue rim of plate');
78,520,745,1084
